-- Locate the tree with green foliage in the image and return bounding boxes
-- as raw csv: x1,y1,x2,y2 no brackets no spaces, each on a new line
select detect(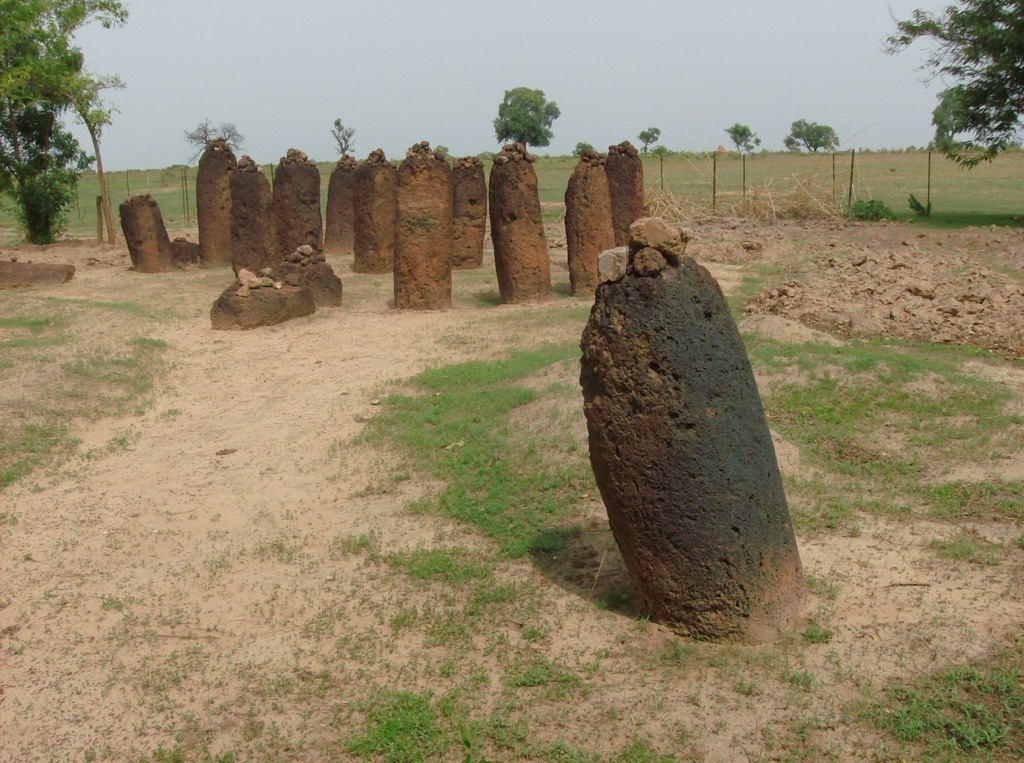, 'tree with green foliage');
637,127,661,156
724,123,761,154
572,141,594,157
493,87,560,148
0,0,128,244
783,119,839,152
650,144,670,158
331,118,356,156
887,1,1024,166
